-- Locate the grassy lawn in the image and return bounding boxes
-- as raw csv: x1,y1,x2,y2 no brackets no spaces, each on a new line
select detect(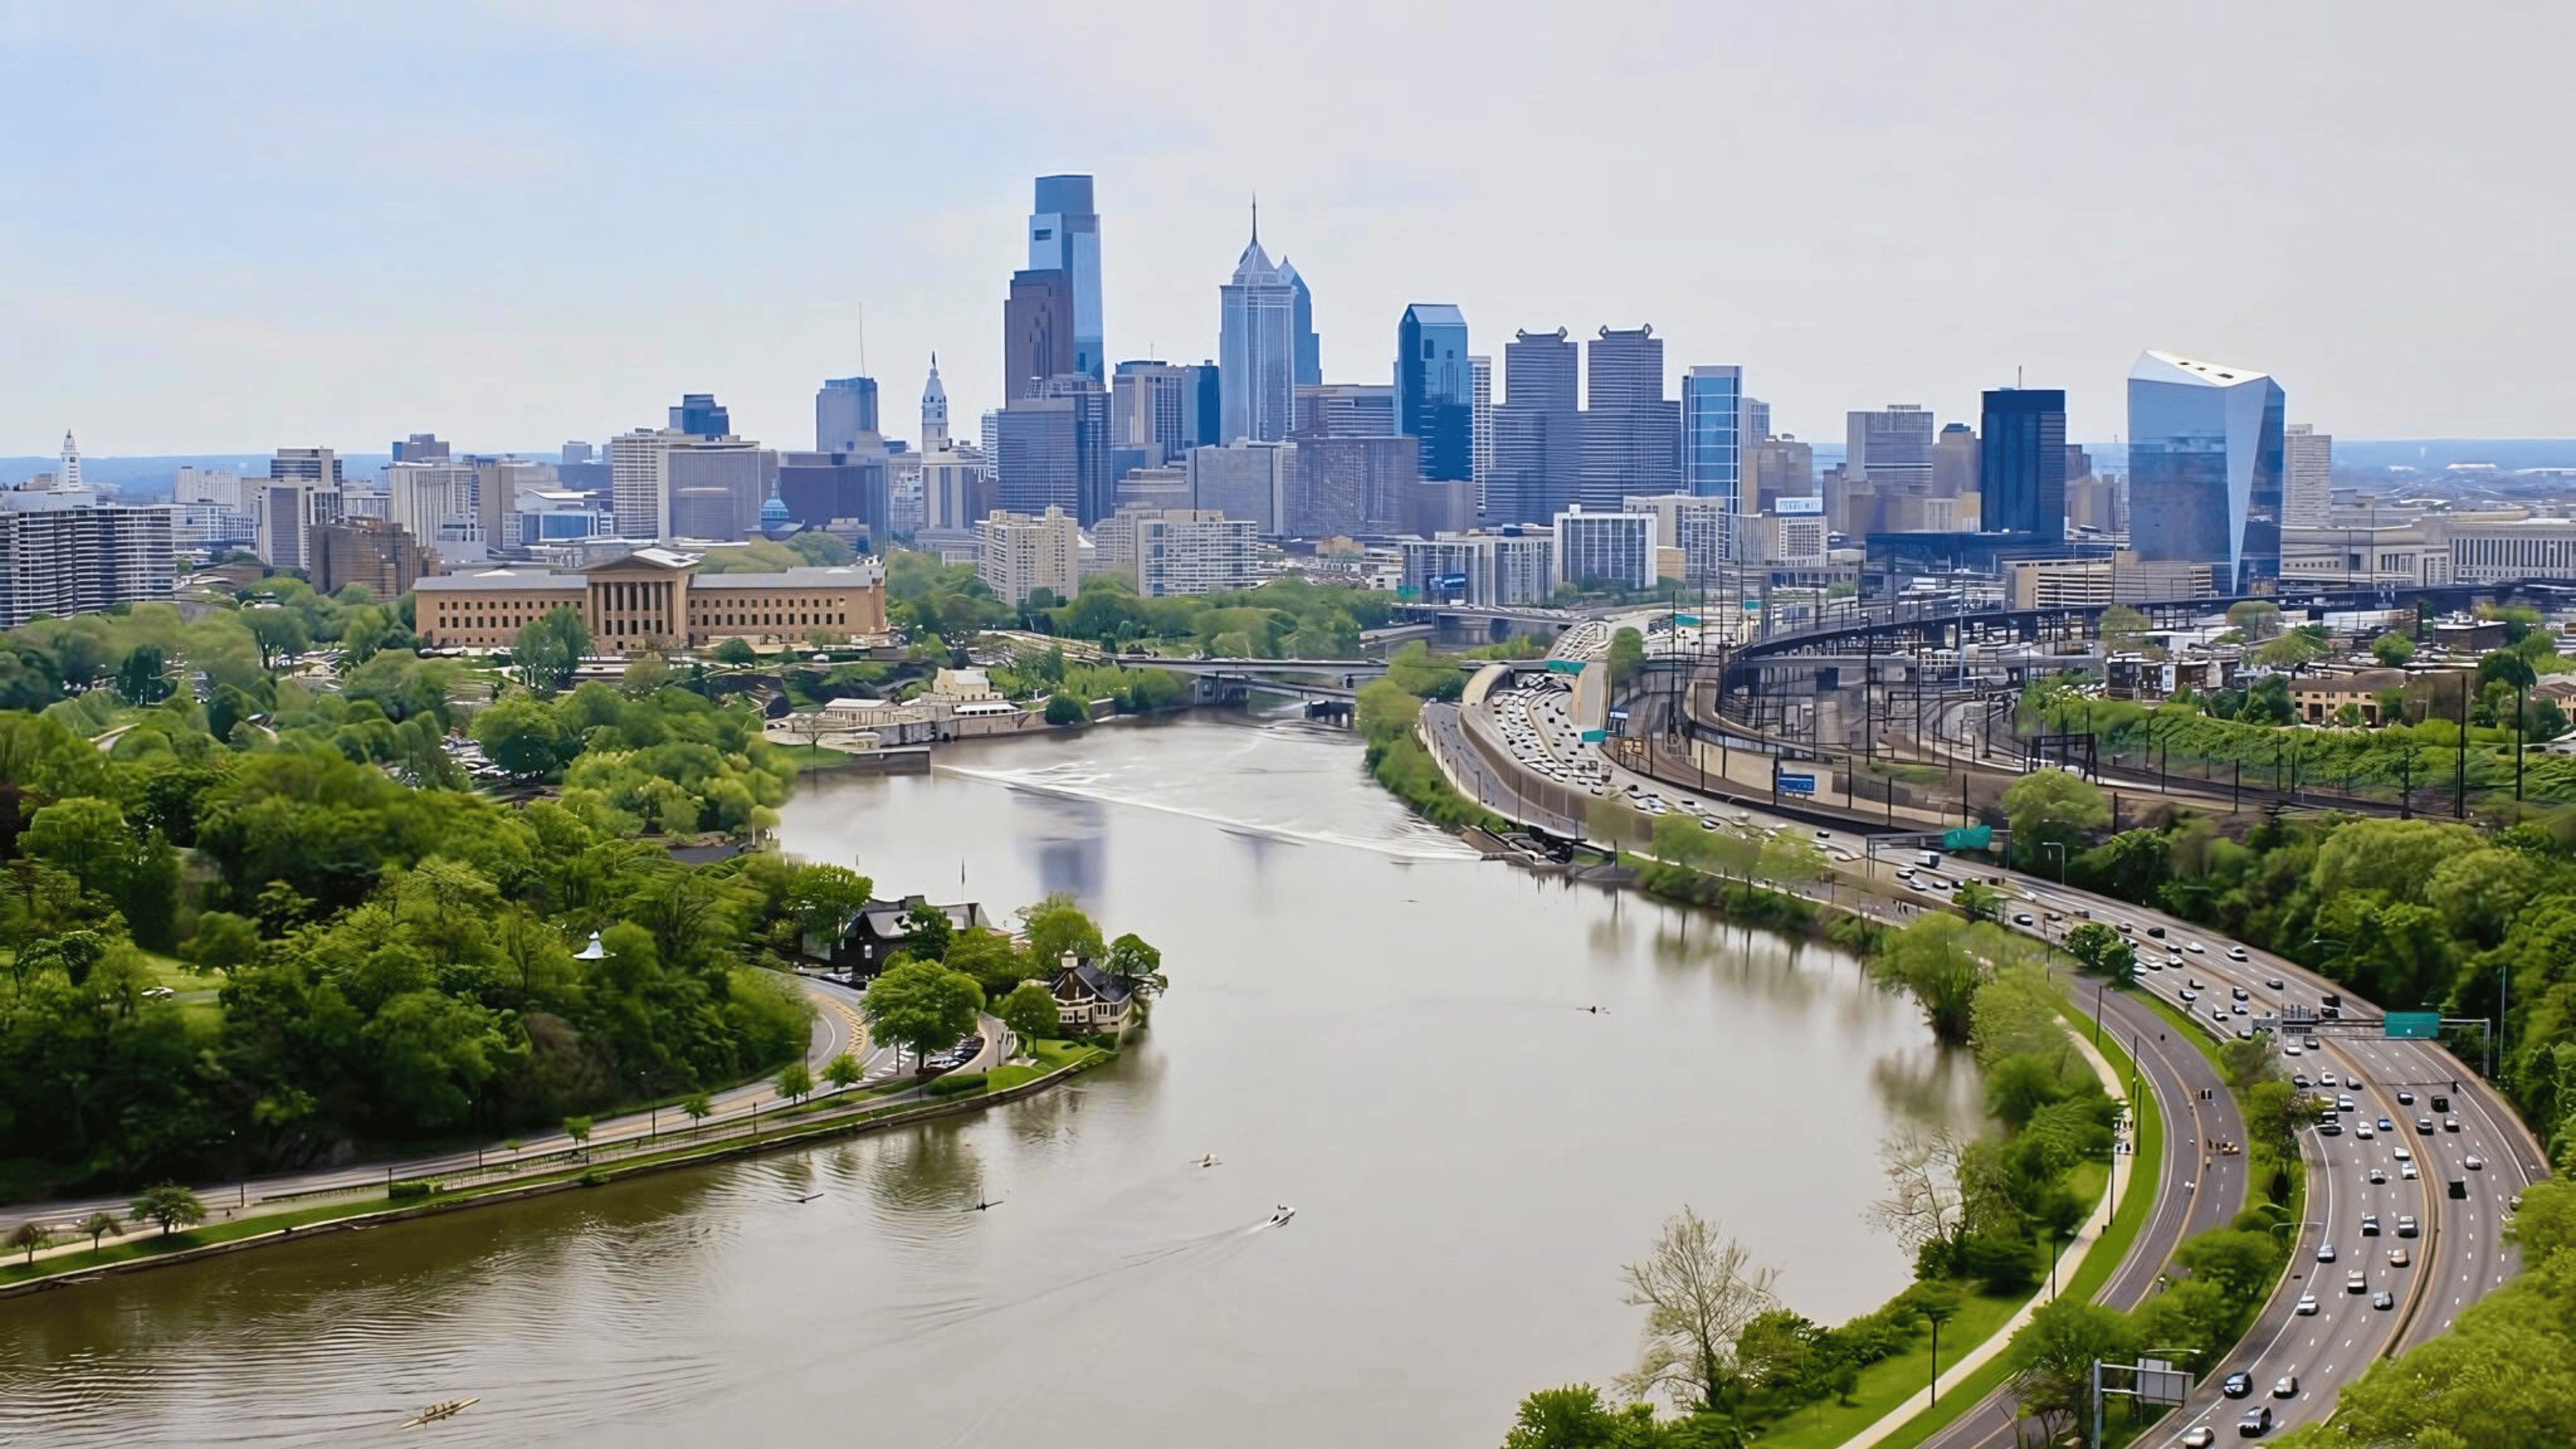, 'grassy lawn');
1754,1289,2022,1449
